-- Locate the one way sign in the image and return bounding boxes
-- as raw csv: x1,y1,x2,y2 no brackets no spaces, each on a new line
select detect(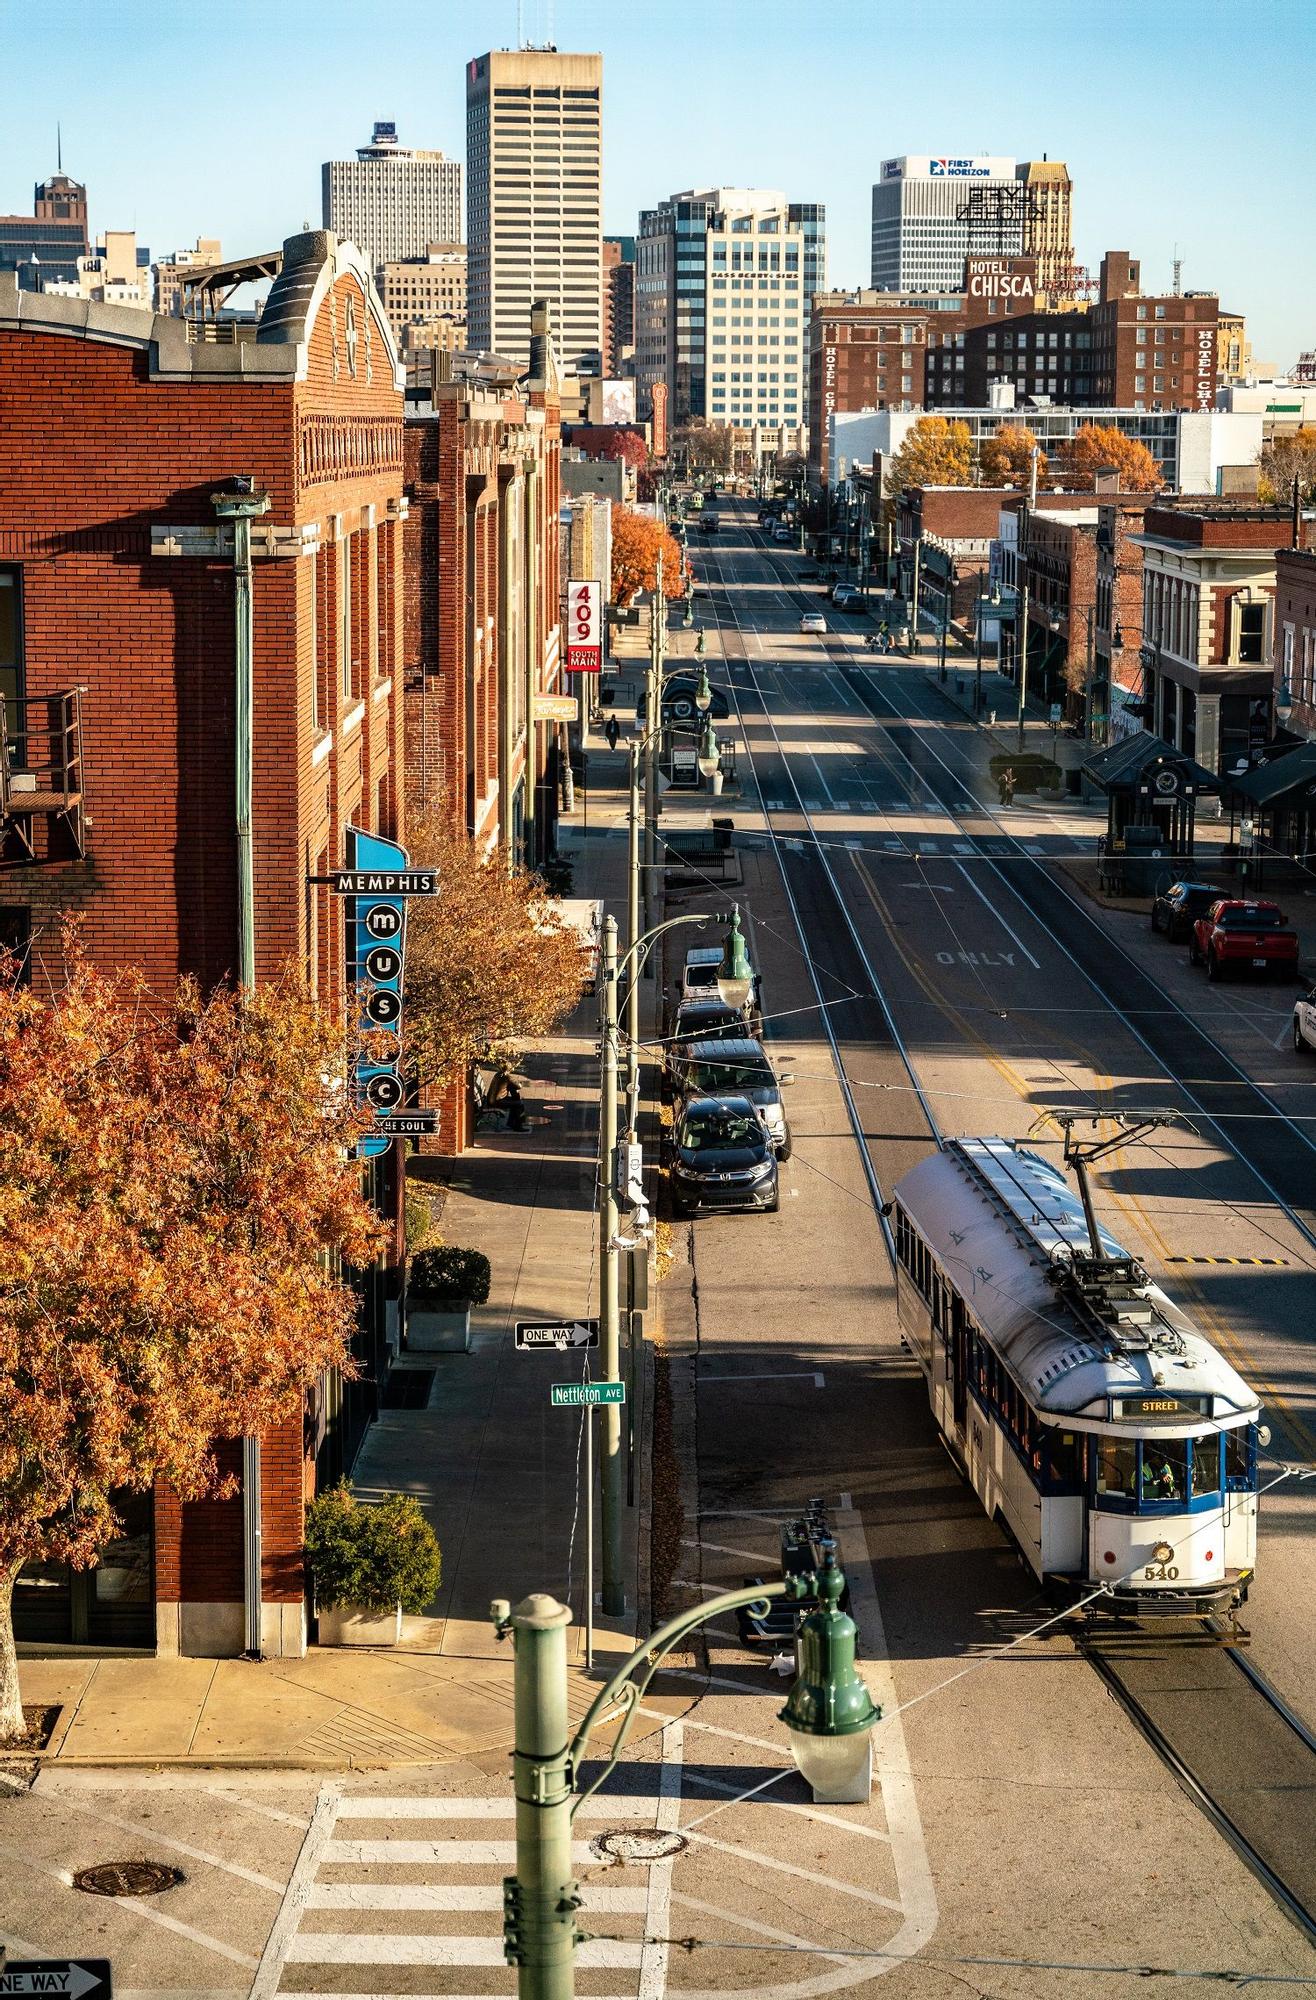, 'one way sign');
515,1318,599,1352
0,1964,112,2000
